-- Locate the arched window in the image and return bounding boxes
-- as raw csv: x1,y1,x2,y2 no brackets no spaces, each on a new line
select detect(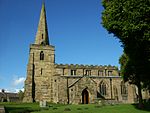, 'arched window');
121,81,127,95
42,34,43,39
71,69,76,75
113,86,118,100
98,70,103,76
40,51,44,60
41,68,43,75
99,82,106,96
85,70,91,76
